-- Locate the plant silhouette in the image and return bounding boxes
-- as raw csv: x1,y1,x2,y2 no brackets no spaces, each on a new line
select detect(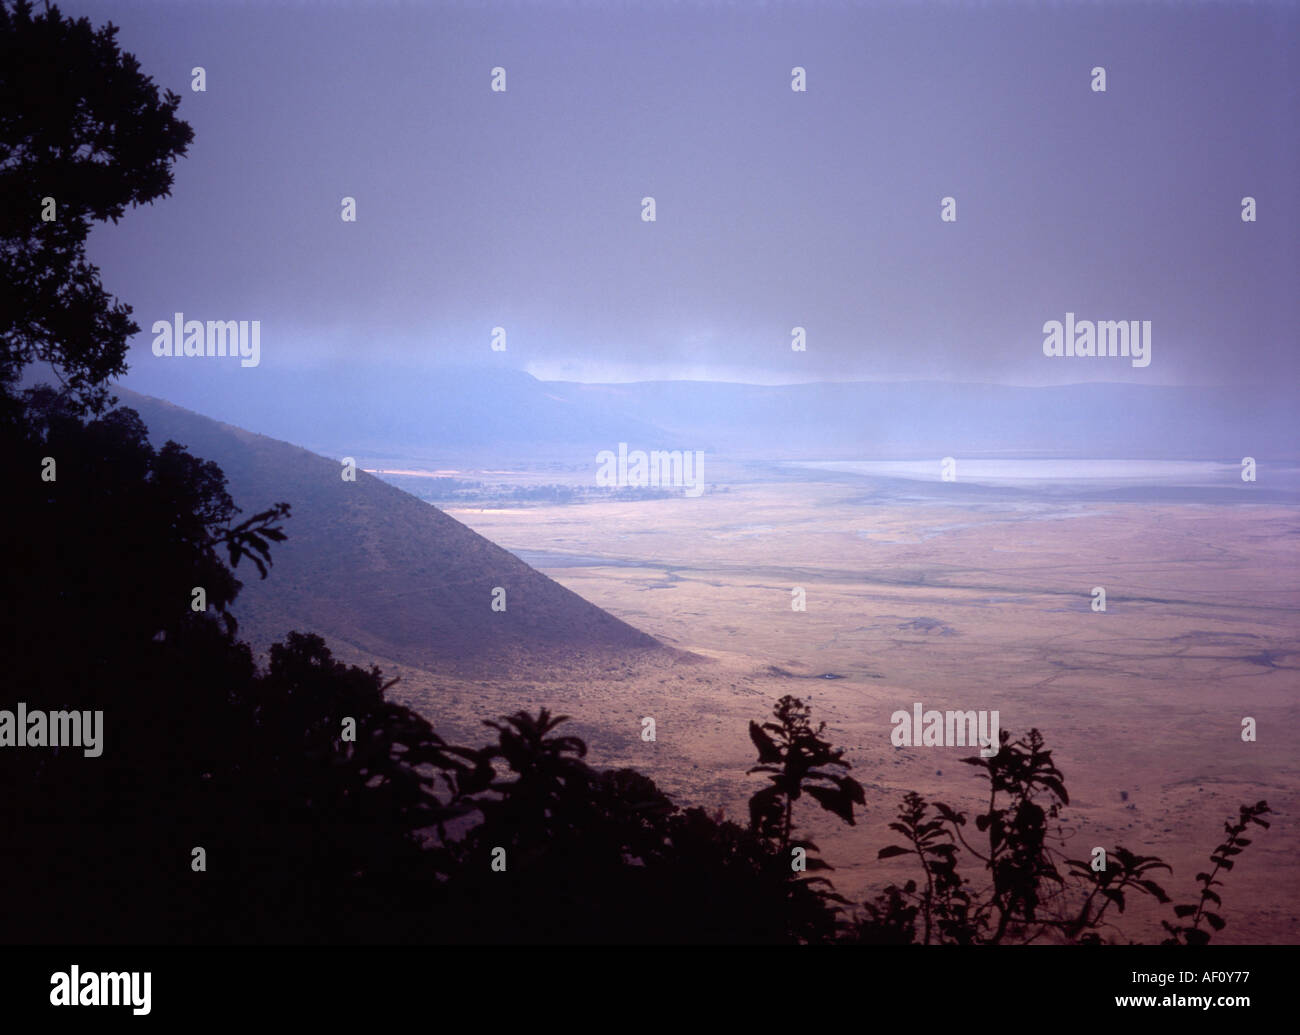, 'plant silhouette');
1161,802,1271,946
857,729,1270,945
